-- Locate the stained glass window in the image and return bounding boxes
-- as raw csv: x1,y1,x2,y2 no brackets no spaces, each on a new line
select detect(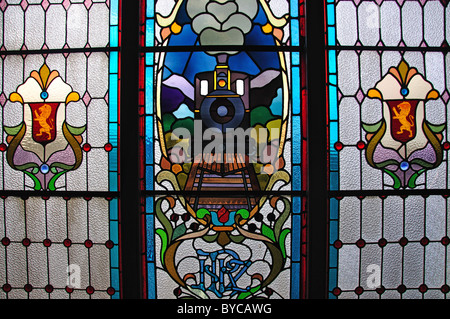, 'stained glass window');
0,0,121,298
2,0,449,302
326,0,450,299
141,0,307,299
